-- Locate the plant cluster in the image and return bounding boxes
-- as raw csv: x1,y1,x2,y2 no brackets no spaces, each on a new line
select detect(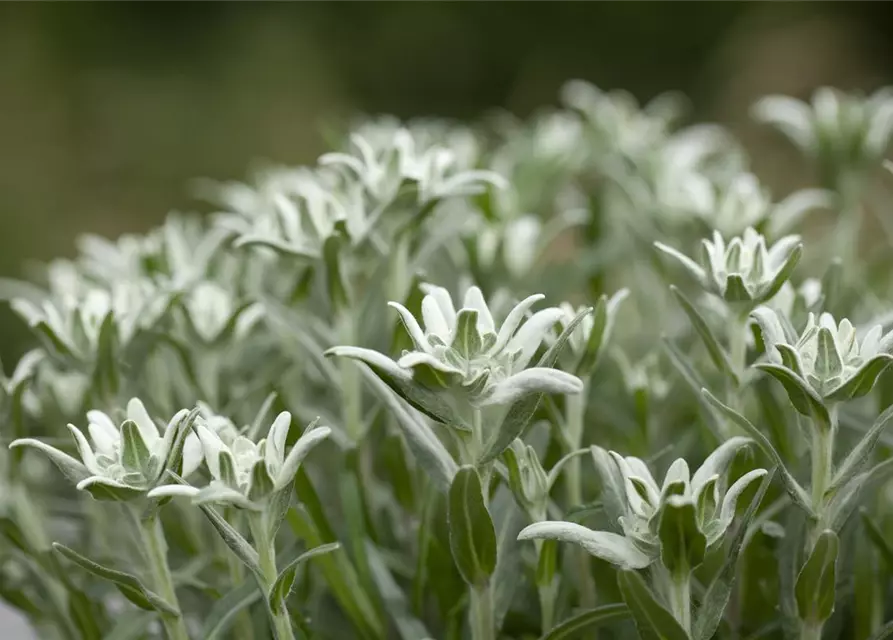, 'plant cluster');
2,81,893,640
